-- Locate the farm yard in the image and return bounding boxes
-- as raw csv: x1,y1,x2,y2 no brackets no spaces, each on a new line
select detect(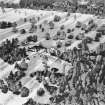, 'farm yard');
0,1,105,105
